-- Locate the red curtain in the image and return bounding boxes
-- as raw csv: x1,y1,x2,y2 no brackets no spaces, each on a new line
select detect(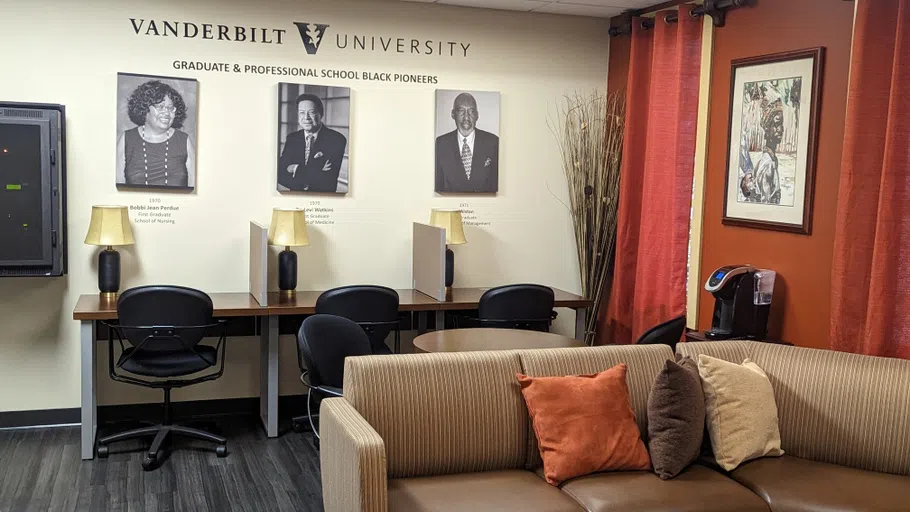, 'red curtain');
831,0,910,359
601,8,702,344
